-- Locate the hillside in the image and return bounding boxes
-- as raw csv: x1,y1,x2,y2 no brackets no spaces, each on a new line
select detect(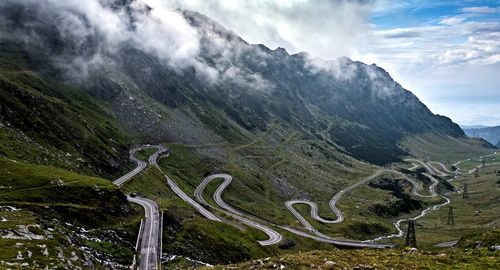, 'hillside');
0,1,487,166
205,246,499,270
0,0,497,268
464,126,500,147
